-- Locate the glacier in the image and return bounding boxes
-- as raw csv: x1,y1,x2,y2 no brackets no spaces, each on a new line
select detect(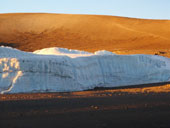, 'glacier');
0,46,170,94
